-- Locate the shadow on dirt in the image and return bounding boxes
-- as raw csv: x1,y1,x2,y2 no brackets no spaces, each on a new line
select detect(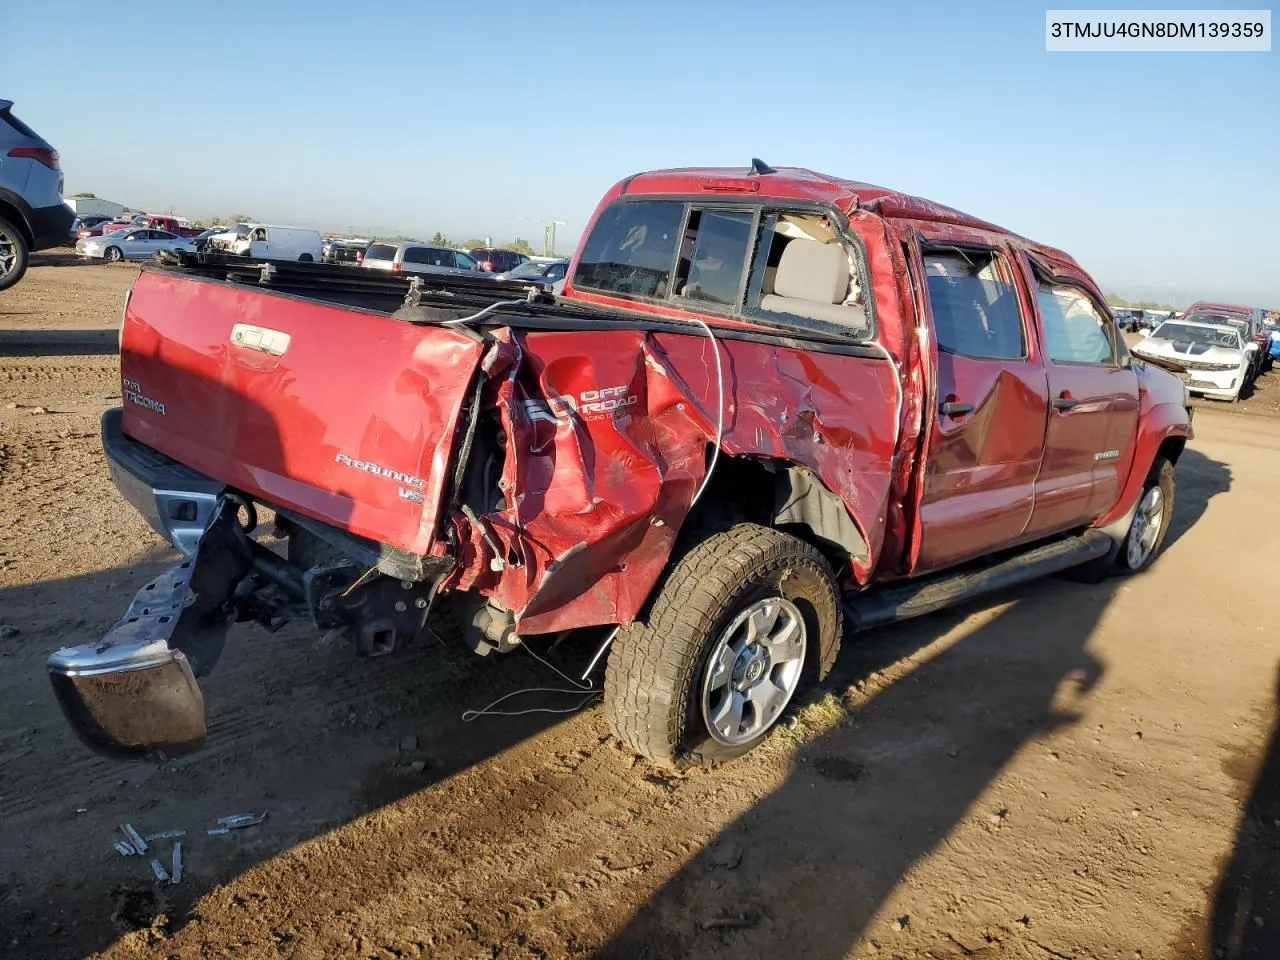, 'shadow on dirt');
595,447,1231,958
1206,665,1280,958
0,328,119,357
0,551,590,958
0,437,1230,958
